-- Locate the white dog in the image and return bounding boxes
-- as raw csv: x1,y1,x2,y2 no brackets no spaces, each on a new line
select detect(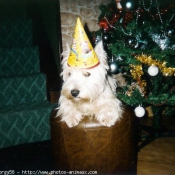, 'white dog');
57,41,123,127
